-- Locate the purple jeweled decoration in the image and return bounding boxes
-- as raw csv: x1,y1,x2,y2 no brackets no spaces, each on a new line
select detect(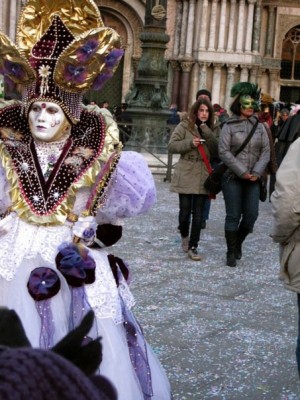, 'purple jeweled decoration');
63,64,87,85
56,242,97,335
121,298,153,400
91,72,113,91
104,49,124,68
76,38,99,62
27,267,61,349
